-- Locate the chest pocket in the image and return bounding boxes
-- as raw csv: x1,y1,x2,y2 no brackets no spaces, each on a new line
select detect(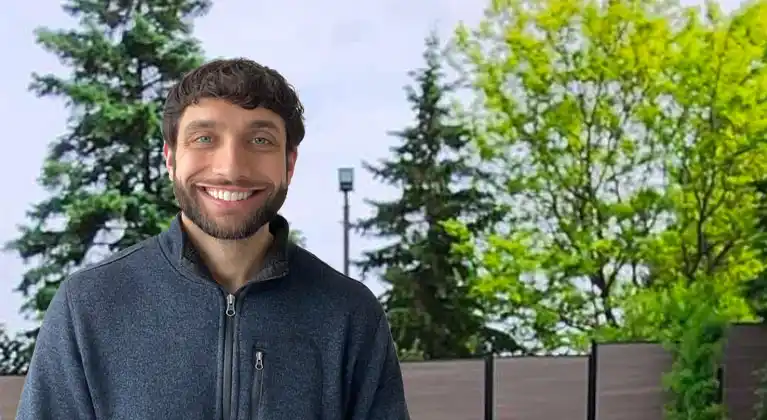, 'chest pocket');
248,336,324,420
